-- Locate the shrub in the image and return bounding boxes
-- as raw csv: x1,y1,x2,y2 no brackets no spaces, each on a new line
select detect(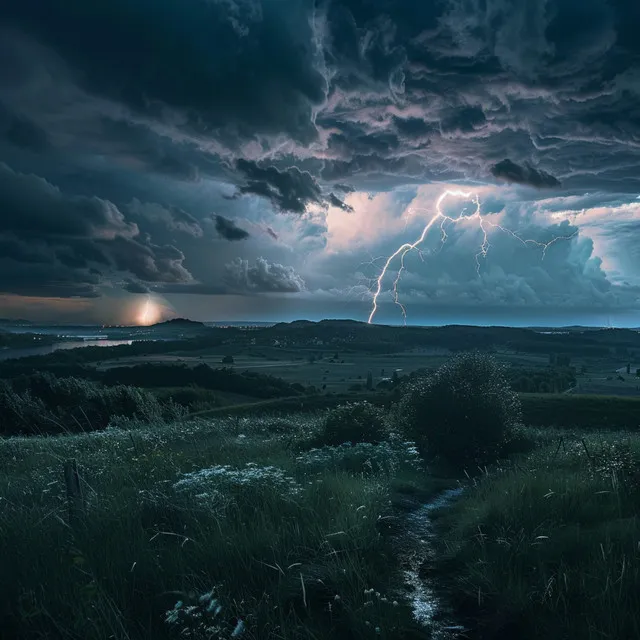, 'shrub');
321,401,388,445
394,352,521,464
